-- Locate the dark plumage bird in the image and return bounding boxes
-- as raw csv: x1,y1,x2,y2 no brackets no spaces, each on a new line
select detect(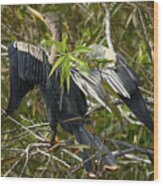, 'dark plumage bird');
6,7,153,175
